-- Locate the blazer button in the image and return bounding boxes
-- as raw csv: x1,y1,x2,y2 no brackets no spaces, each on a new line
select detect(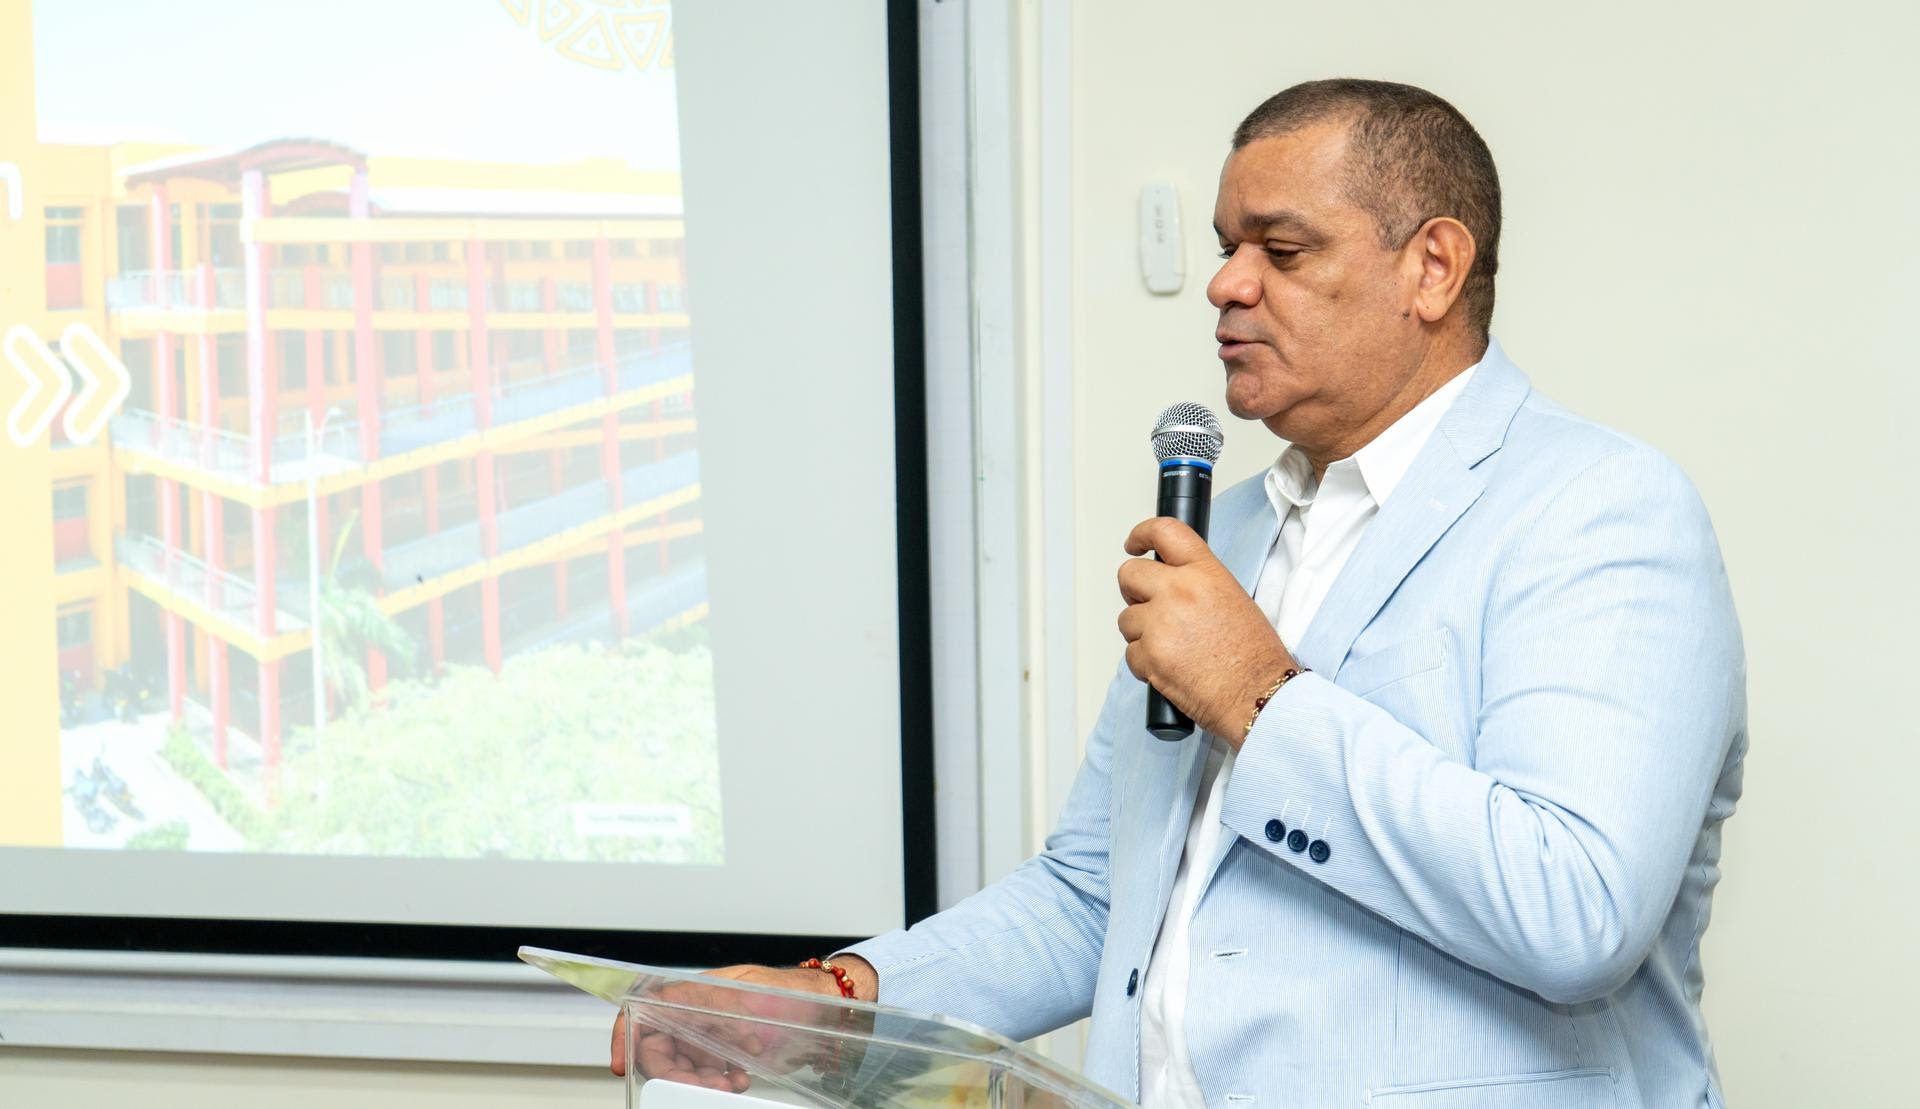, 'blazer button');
1287,829,1309,853
1308,839,1331,864
1264,818,1285,843
1126,968,1139,997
